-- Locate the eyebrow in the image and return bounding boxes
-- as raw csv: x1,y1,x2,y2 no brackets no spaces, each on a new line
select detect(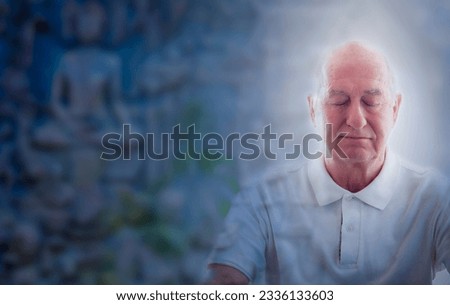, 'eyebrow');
363,89,382,95
328,89,382,96
328,89,347,96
